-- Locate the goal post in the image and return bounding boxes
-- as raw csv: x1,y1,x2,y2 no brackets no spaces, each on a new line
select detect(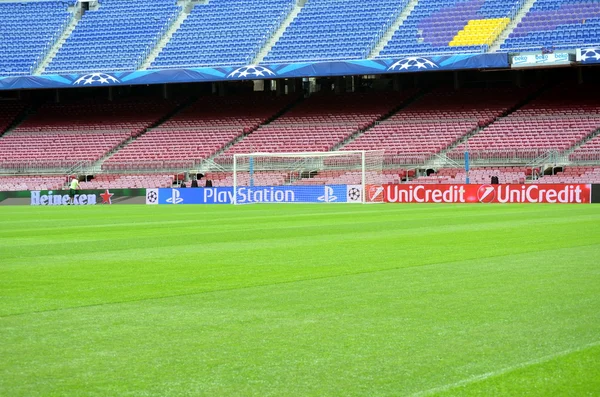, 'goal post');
232,150,385,204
